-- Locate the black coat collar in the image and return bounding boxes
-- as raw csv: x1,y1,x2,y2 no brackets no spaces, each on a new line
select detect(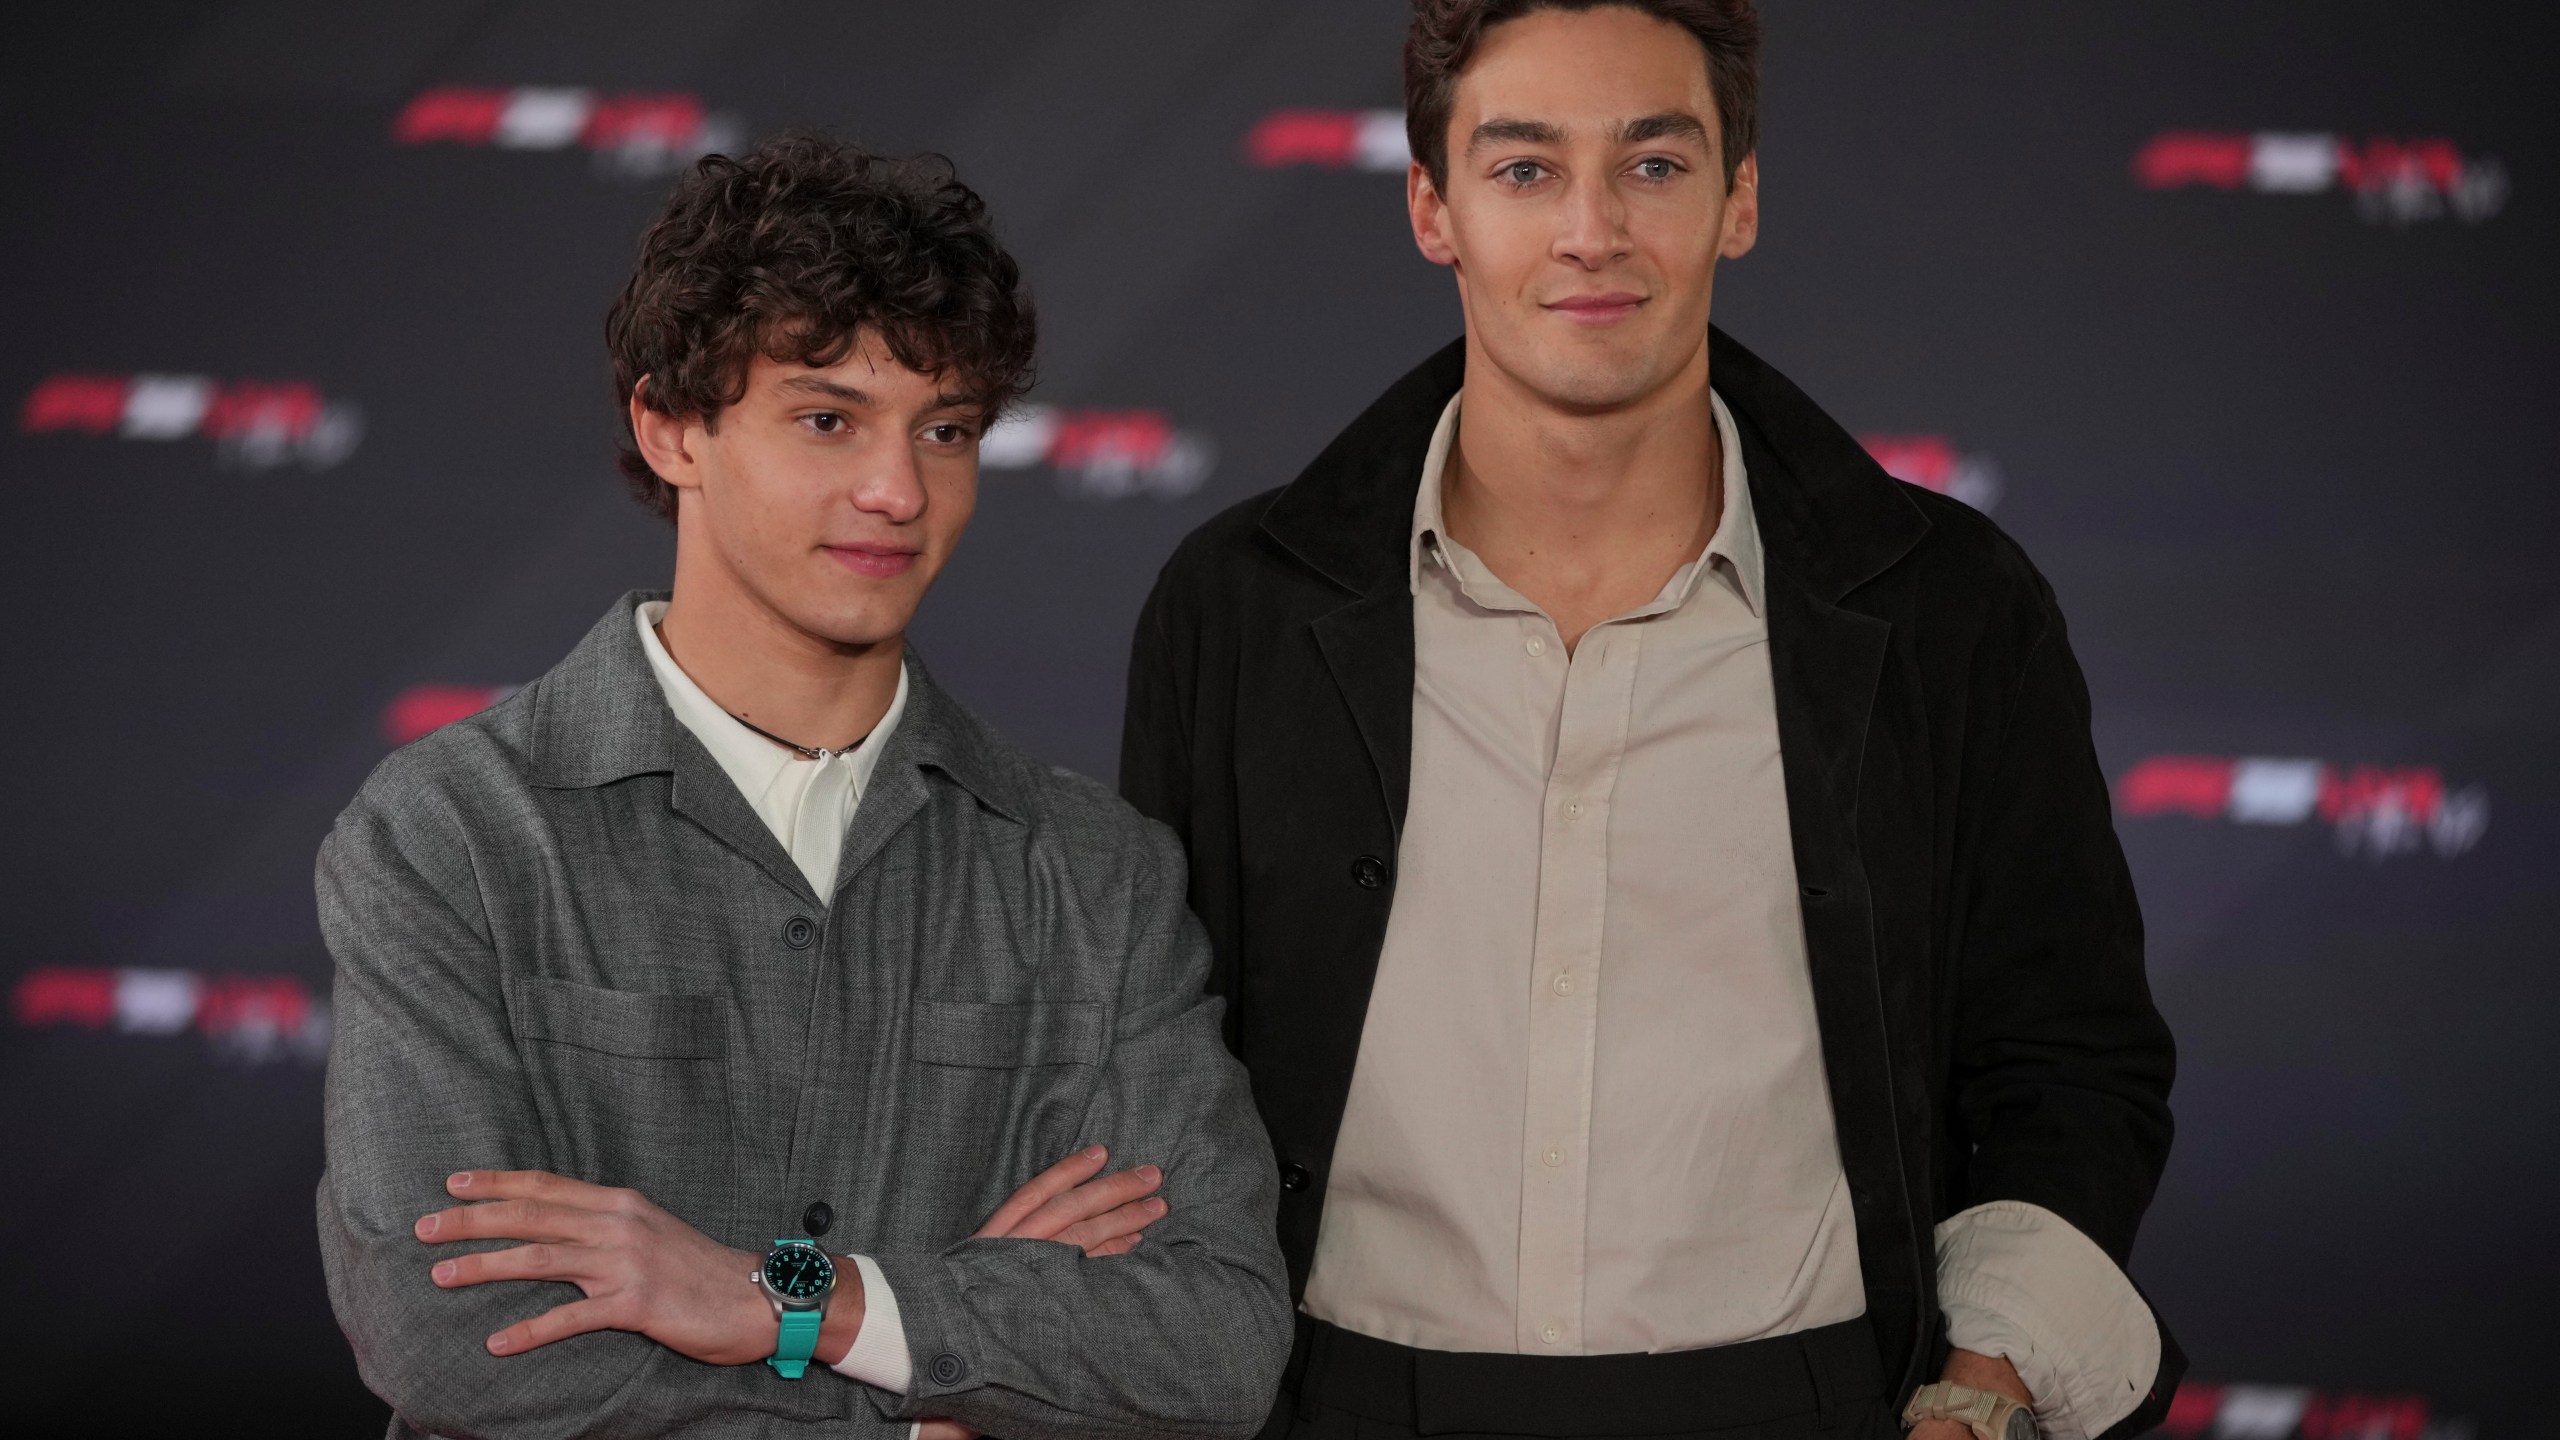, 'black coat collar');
1259,327,1931,608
